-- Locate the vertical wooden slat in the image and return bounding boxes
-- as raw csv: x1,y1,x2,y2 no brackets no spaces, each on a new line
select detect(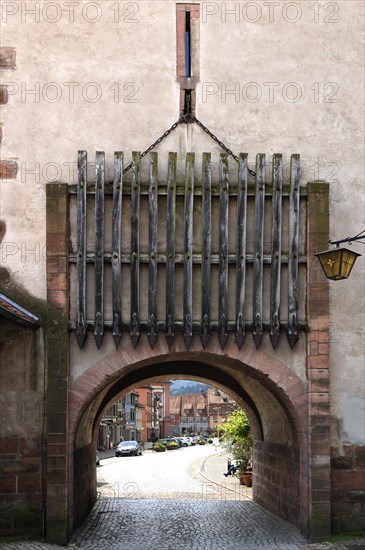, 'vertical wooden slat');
148,153,158,349
112,151,123,349
94,151,105,349
218,154,229,349
252,153,265,349
236,153,248,349
166,153,177,349
270,153,283,349
130,152,140,348
183,153,194,349
287,154,300,348
76,150,87,349
201,153,212,349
